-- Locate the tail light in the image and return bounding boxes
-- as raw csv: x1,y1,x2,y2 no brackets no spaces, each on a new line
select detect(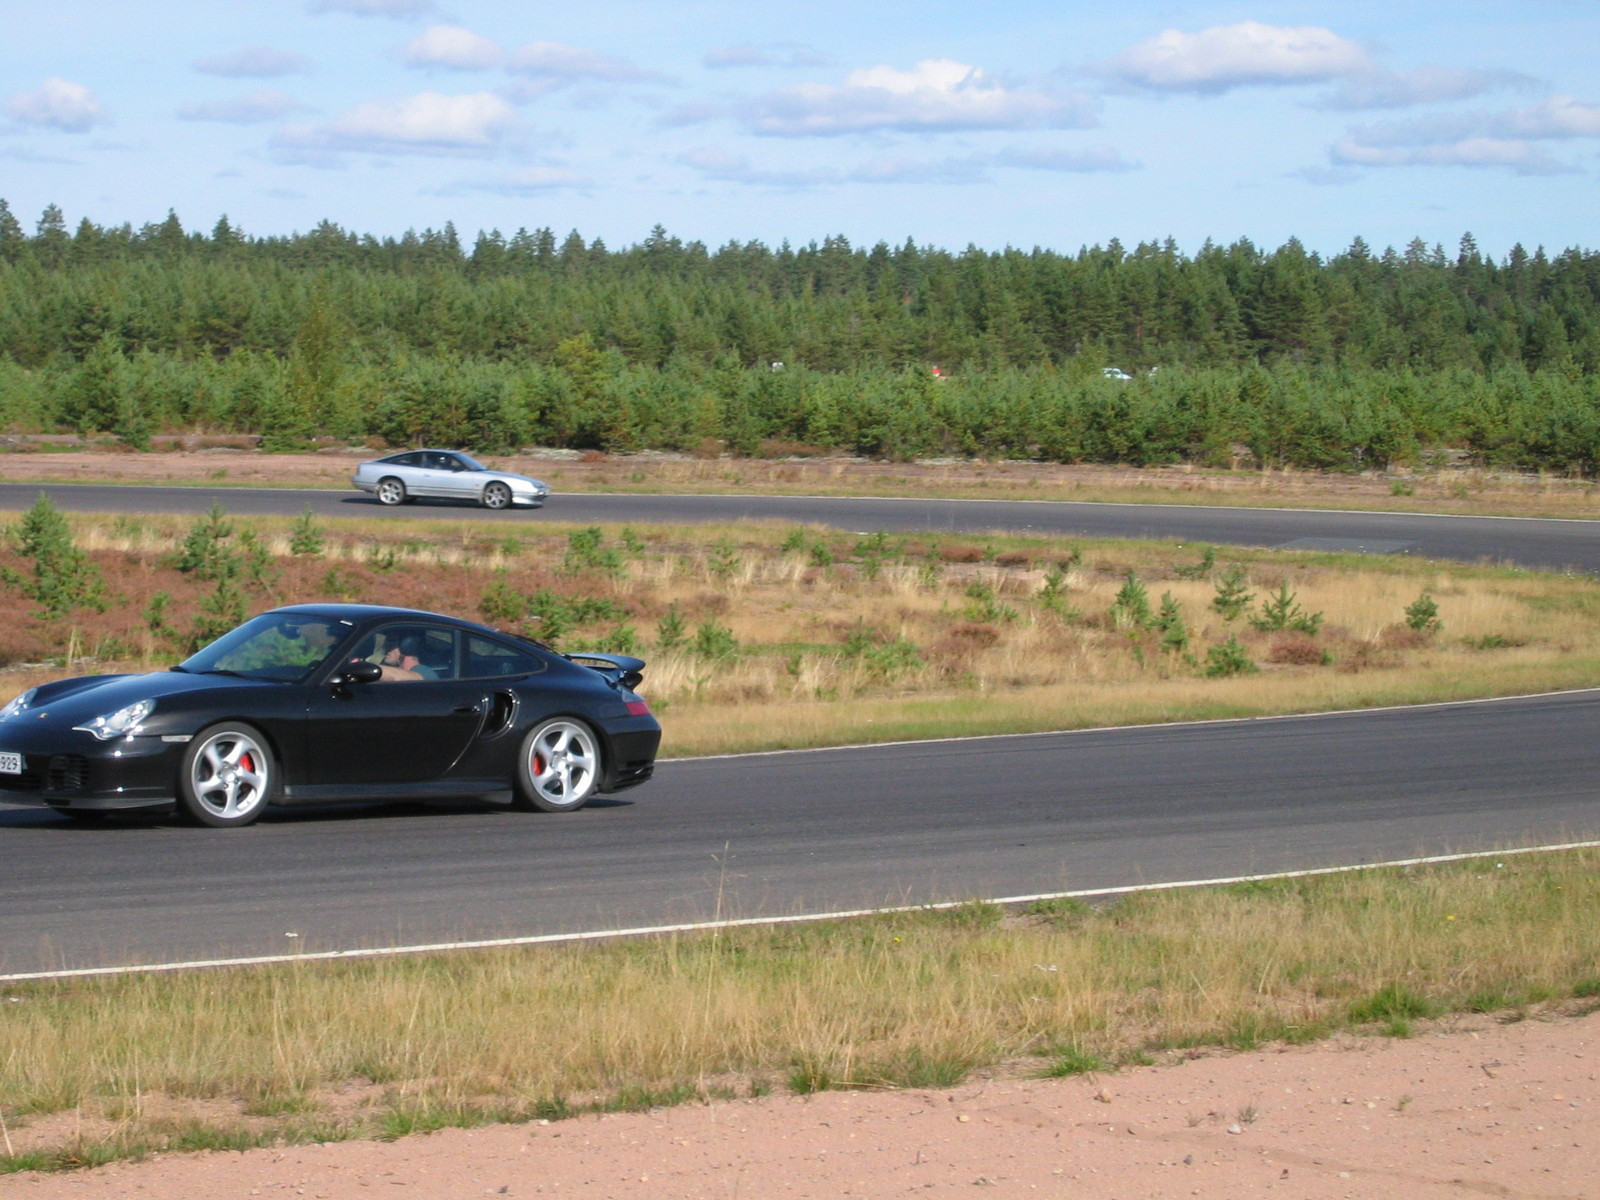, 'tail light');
625,700,651,716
